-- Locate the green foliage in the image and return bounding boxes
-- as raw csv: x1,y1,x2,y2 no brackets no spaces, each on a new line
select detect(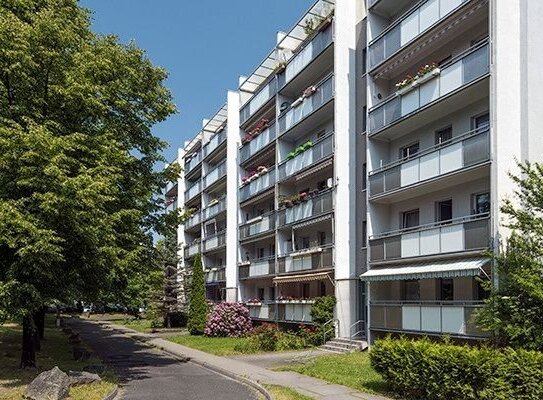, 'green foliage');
476,162,543,350
370,337,543,400
310,296,336,325
187,254,207,335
